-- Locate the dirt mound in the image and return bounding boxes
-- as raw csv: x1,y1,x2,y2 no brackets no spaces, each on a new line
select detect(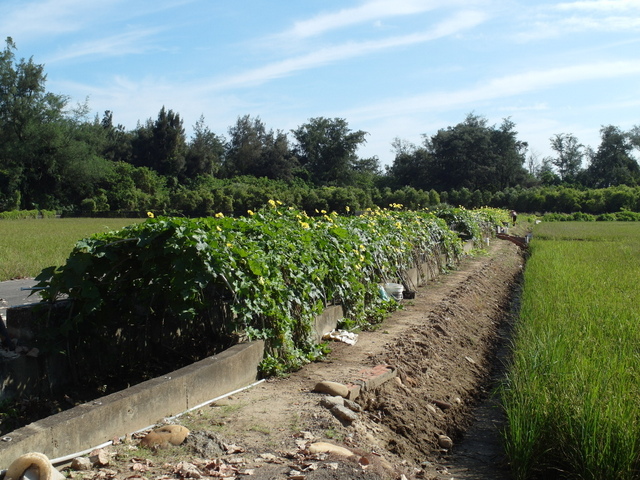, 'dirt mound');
76,238,524,480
